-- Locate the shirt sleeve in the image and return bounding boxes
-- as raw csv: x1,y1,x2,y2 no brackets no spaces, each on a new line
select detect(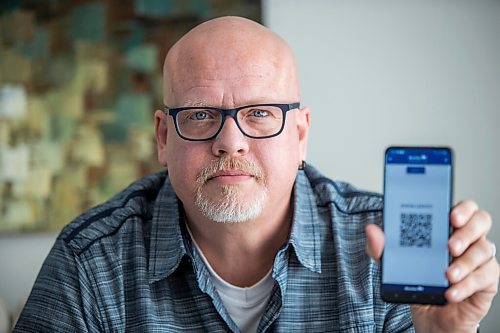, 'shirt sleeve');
12,236,102,333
